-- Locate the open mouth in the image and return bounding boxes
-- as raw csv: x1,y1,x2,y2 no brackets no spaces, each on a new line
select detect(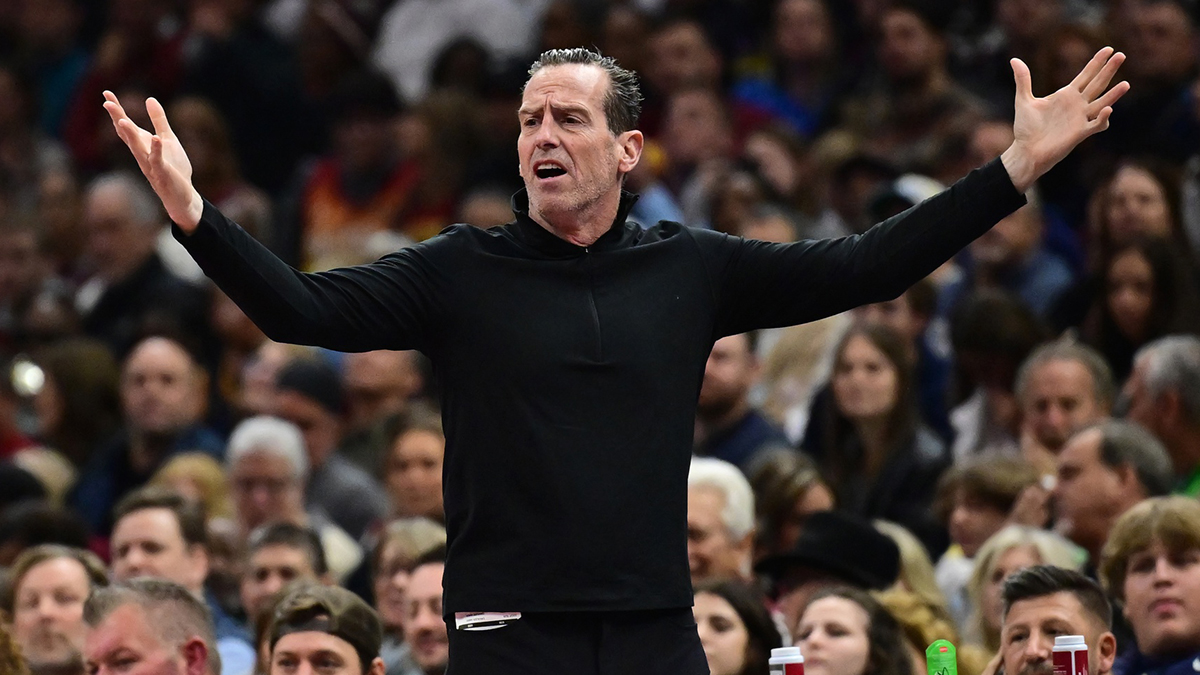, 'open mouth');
535,165,567,179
